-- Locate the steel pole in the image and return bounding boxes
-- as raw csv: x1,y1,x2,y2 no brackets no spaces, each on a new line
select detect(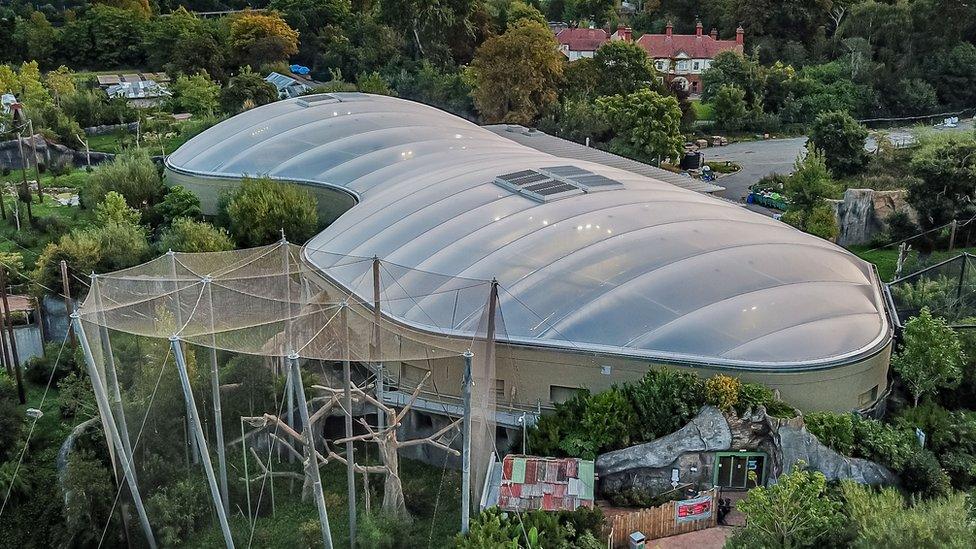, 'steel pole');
170,336,235,549
205,278,229,515
92,274,137,484
461,350,473,534
73,313,157,549
340,304,356,548
371,257,385,431
289,353,334,549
